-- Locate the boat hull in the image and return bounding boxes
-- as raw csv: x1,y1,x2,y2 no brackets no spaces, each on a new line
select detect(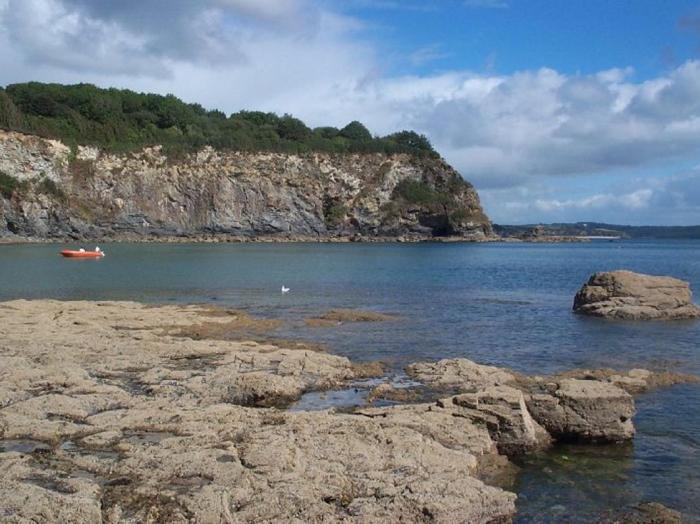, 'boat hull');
61,250,104,258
